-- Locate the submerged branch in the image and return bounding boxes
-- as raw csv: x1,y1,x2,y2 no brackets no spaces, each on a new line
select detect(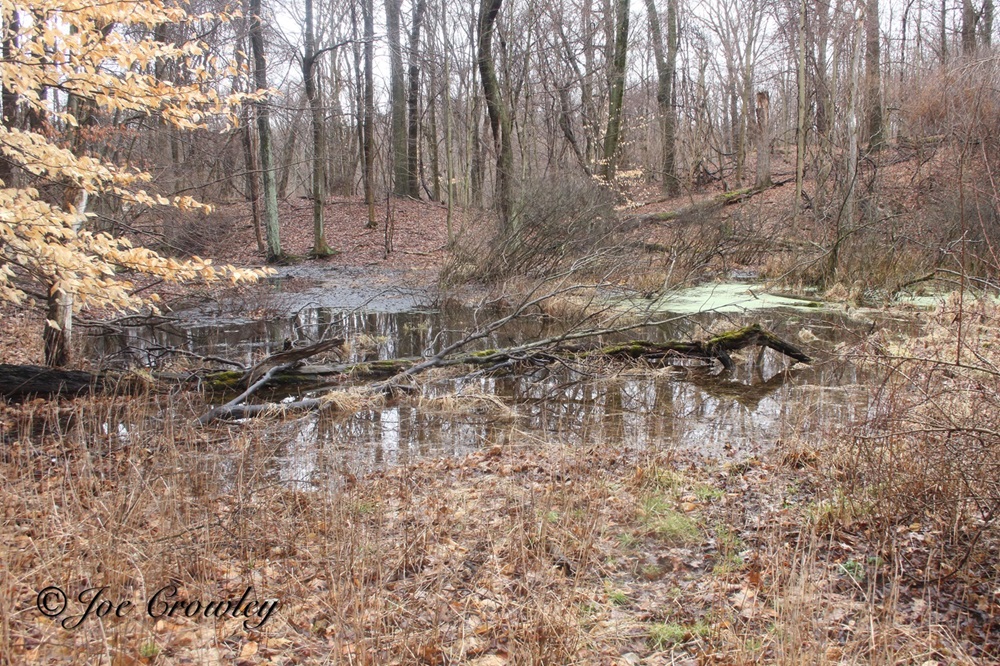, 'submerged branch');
0,325,810,423
195,324,812,425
